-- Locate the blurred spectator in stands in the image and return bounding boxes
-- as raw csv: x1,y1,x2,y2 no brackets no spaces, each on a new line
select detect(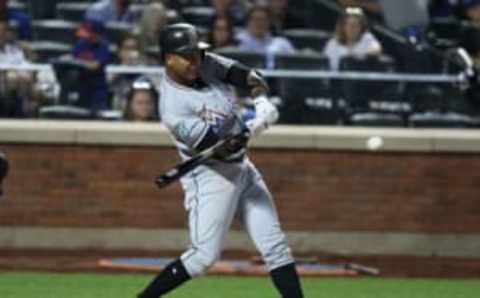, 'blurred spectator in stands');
0,0,31,40
28,0,59,19
33,67,60,109
86,0,138,24
460,1,480,70
337,0,383,21
135,2,168,54
267,0,306,33
0,151,8,197
323,7,382,70
237,6,296,57
0,18,34,117
71,19,111,112
460,1,480,47
116,34,146,66
208,16,238,50
110,34,147,110
123,76,158,122
463,0,480,25
210,0,251,26
162,0,208,10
